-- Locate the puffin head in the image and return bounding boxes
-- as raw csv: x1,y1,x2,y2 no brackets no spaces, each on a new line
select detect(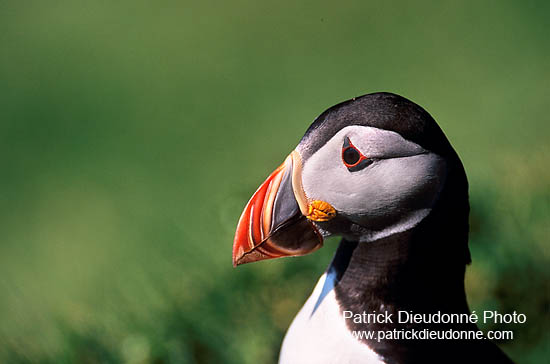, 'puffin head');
233,92,469,267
